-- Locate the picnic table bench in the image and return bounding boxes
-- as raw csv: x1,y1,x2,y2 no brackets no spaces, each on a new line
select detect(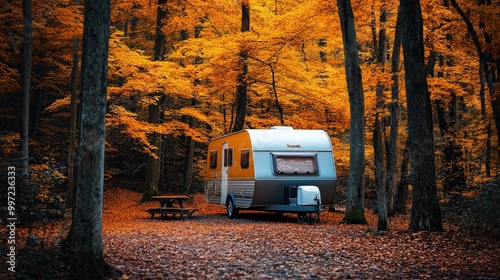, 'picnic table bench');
147,195,198,219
